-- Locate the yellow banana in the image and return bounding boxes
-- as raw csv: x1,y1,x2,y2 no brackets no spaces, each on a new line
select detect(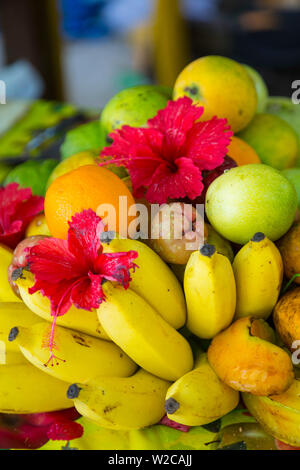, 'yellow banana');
0,349,28,365
67,368,170,430
101,235,186,329
184,244,236,339
165,351,239,426
243,377,300,447
233,232,283,320
0,362,71,413
16,271,110,341
0,302,38,353
9,322,137,383
97,282,193,381
0,244,21,302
